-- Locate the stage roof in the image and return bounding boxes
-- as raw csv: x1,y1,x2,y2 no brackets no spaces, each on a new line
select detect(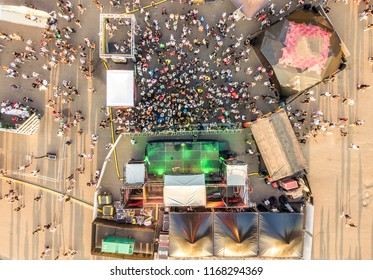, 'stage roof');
169,212,213,257
253,6,347,97
214,212,258,257
250,110,307,181
106,70,134,107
